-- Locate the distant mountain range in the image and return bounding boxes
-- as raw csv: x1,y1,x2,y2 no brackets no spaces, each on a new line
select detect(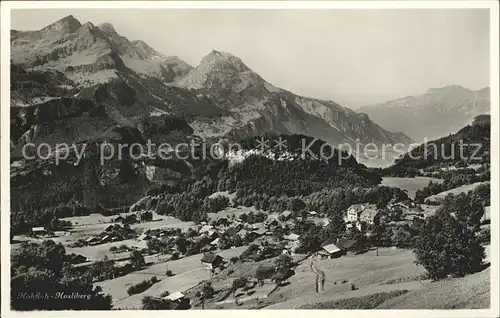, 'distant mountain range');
10,15,412,155
358,85,490,142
